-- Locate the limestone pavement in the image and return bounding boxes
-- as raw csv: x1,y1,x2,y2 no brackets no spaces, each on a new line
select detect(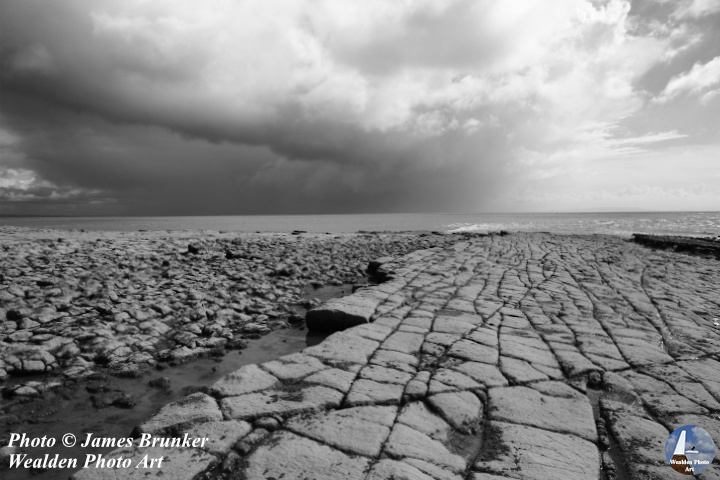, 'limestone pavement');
74,233,720,480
